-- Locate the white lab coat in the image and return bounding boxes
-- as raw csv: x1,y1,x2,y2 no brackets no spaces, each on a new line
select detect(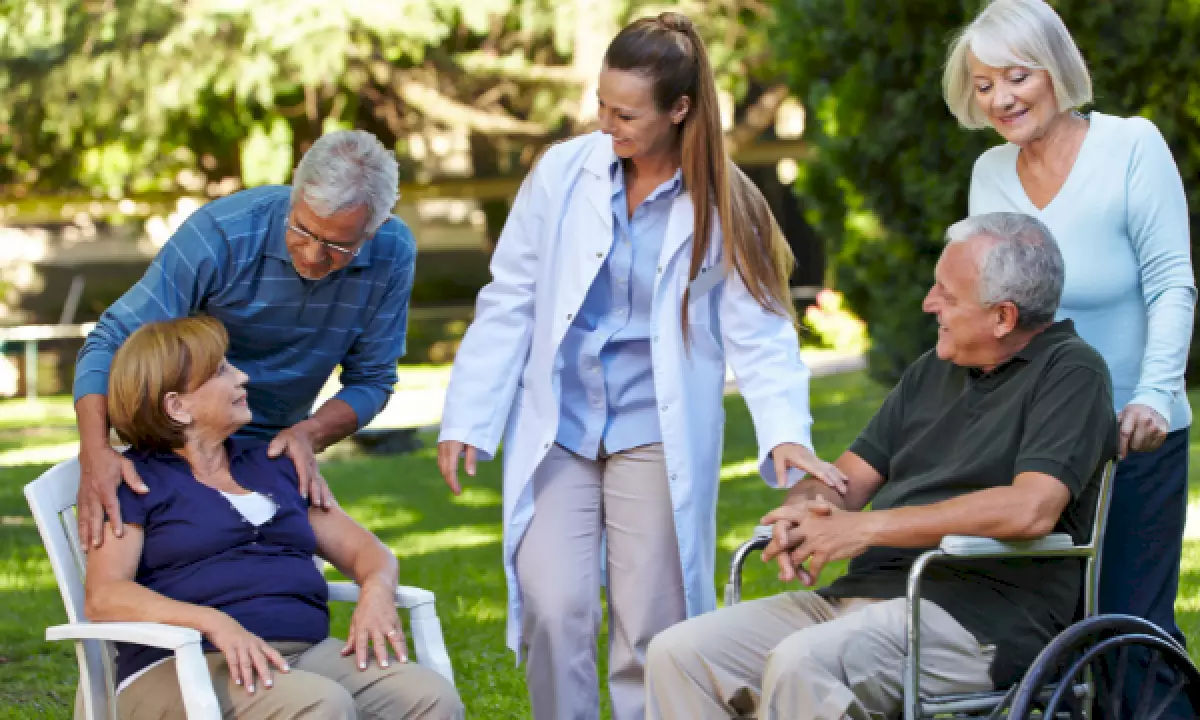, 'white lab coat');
439,131,814,654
